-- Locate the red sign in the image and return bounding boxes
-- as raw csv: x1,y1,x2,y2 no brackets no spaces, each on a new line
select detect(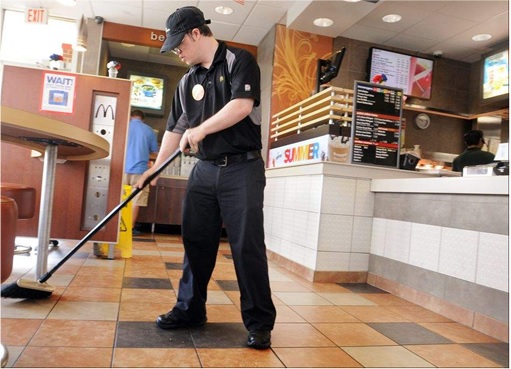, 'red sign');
25,8,48,24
